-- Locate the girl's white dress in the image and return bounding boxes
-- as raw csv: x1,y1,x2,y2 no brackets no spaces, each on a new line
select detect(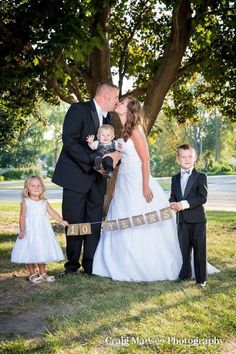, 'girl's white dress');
11,198,64,264
93,138,219,281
